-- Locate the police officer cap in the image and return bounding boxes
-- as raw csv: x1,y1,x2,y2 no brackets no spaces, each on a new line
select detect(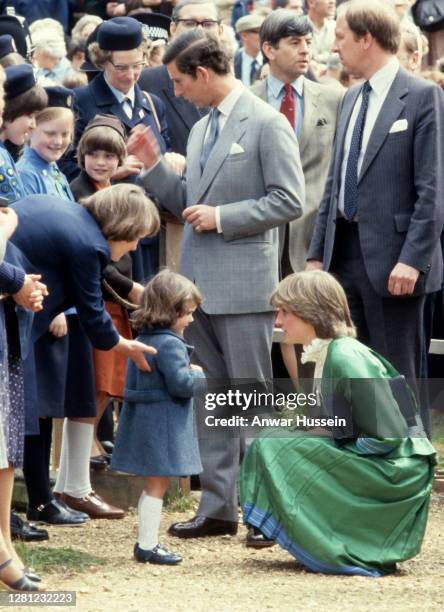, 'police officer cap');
44,86,74,109
97,17,143,51
131,12,171,42
5,64,36,100
0,34,15,60
85,114,126,140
